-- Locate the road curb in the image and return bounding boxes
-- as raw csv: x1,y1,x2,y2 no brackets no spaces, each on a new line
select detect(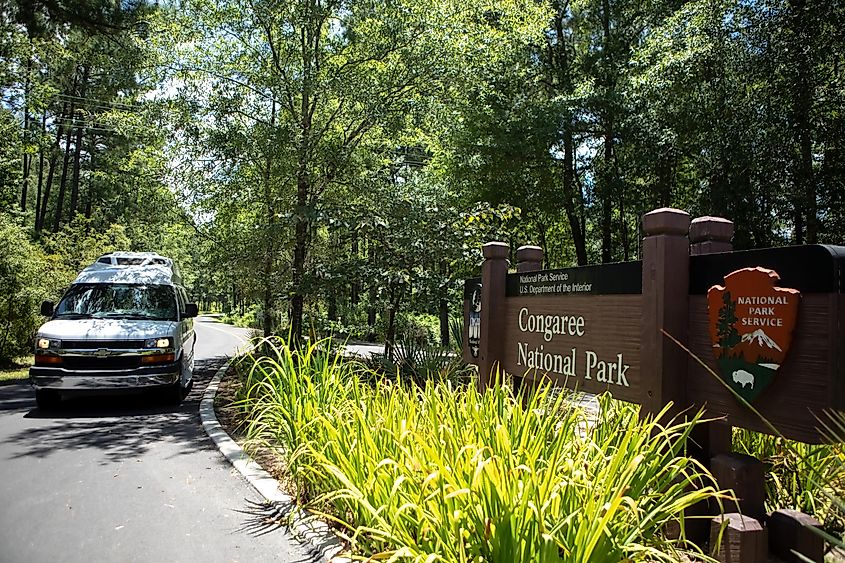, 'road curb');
200,358,347,562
